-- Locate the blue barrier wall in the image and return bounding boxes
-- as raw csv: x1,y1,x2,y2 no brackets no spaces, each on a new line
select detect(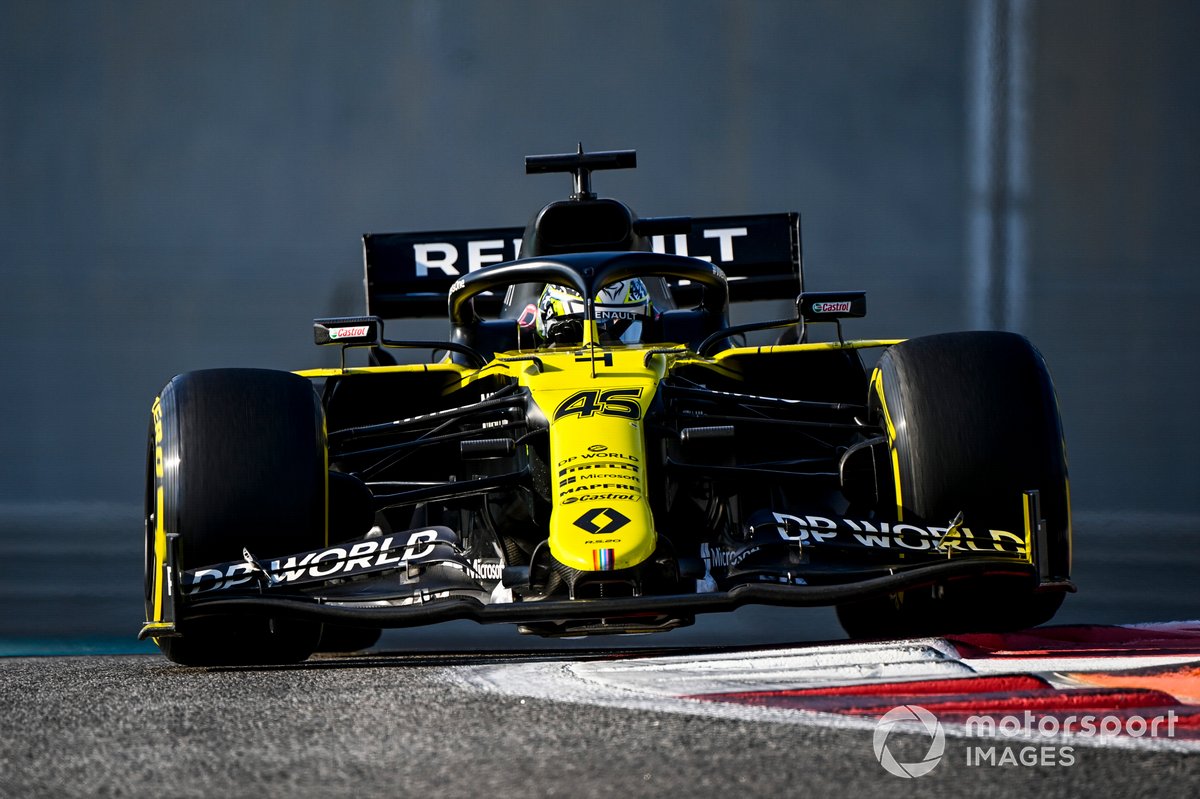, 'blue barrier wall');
0,1,1195,575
